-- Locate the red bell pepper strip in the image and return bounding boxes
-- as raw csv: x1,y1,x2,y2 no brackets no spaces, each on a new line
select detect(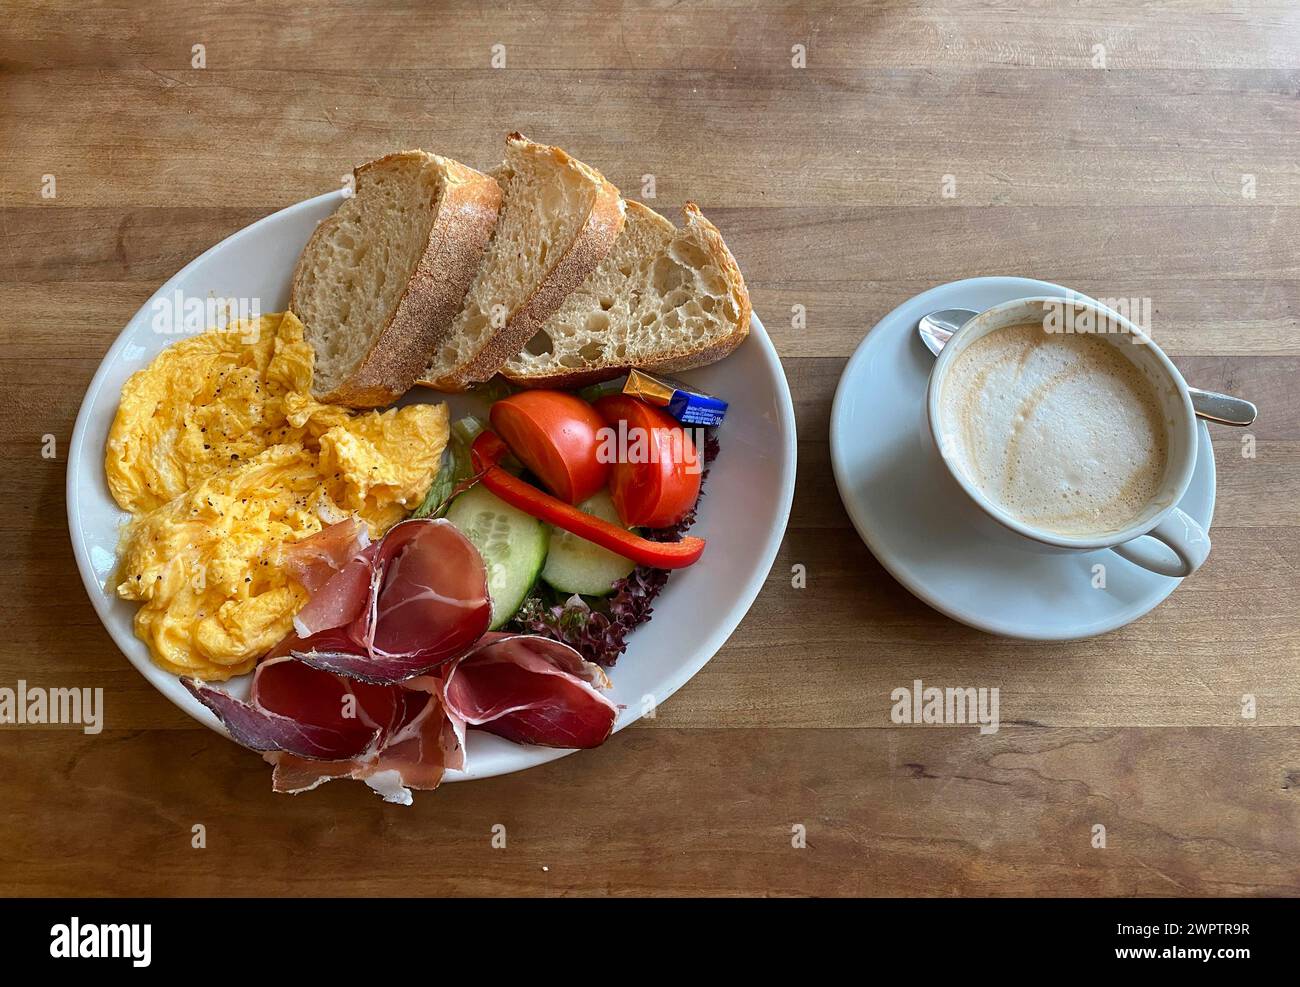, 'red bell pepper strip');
471,431,706,569
470,430,512,472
